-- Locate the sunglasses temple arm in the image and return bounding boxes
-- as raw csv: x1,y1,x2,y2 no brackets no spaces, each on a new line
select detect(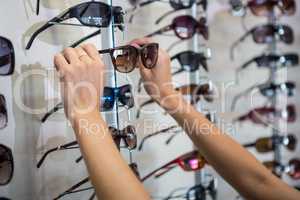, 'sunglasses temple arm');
25,18,60,50
165,131,181,145
36,0,40,15
98,49,112,54
167,40,184,53
172,68,184,76
137,78,143,93
36,140,79,168
230,31,251,60
89,191,96,200
141,162,175,182
136,99,155,119
41,102,63,123
76,155,84,163
243,142,256,148
70,29,101,48
145,25,172,38
155,10,178,25
53,177,90,200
